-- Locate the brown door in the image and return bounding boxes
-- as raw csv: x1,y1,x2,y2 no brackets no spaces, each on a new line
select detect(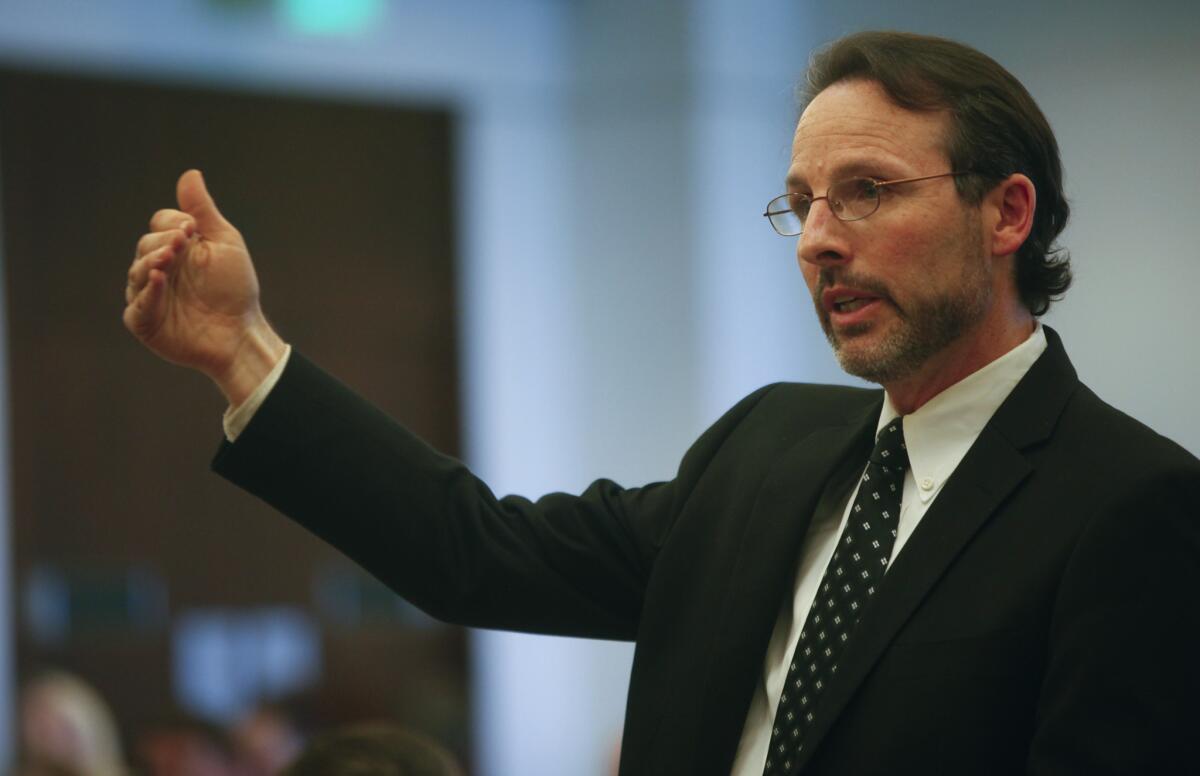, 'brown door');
0,67,467,762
